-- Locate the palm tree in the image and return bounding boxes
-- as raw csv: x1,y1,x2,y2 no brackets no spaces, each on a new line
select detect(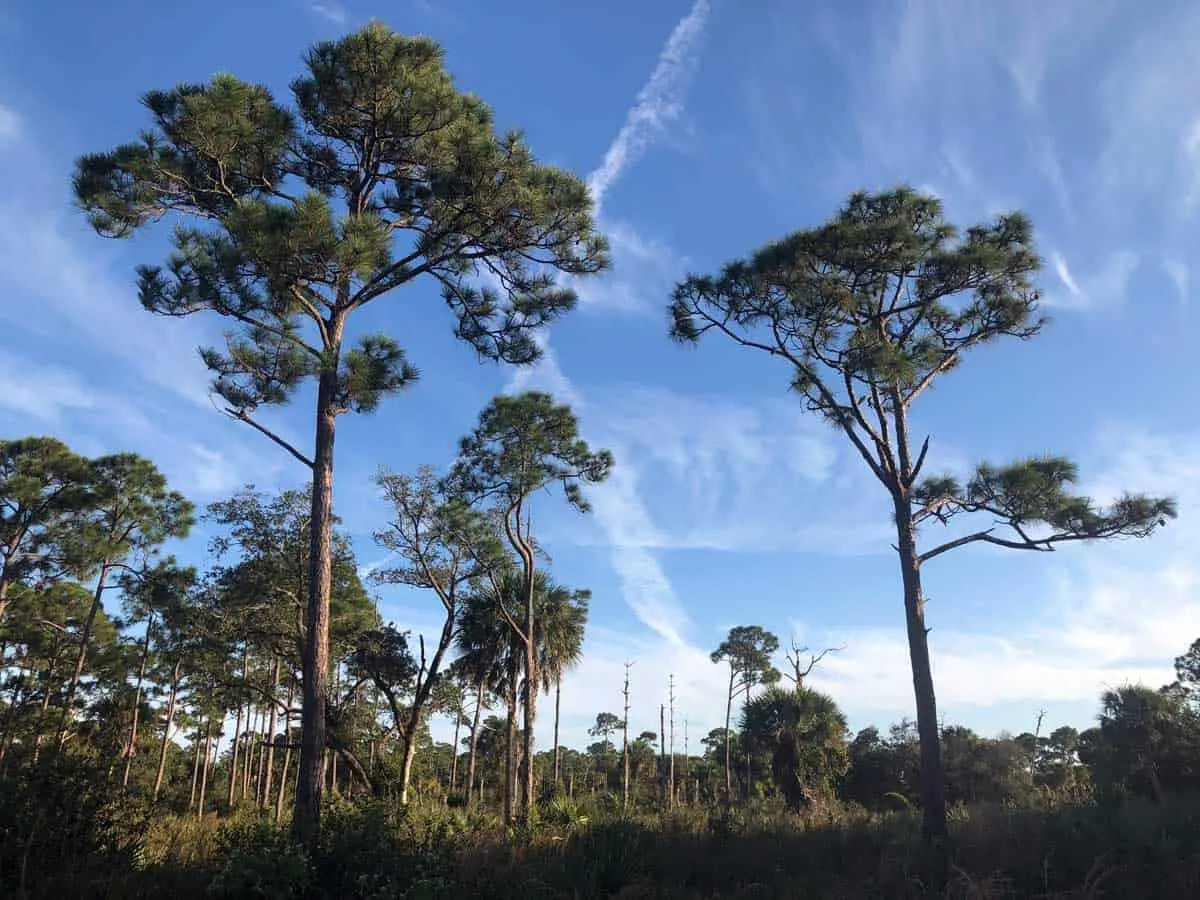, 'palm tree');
455,570,587,819
740,685,848,810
